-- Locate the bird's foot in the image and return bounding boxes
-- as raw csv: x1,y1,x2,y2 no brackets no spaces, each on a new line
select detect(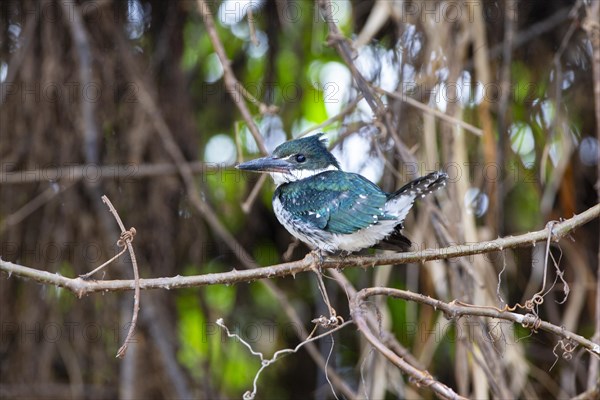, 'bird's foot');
310,251,342,327
309,249,325,271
